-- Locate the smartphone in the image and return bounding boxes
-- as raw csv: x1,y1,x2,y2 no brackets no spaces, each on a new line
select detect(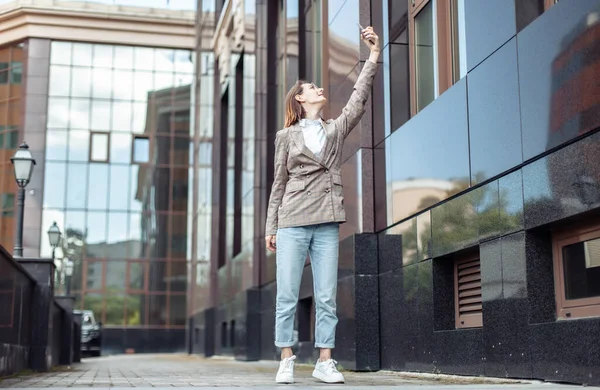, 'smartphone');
356,23,373,44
